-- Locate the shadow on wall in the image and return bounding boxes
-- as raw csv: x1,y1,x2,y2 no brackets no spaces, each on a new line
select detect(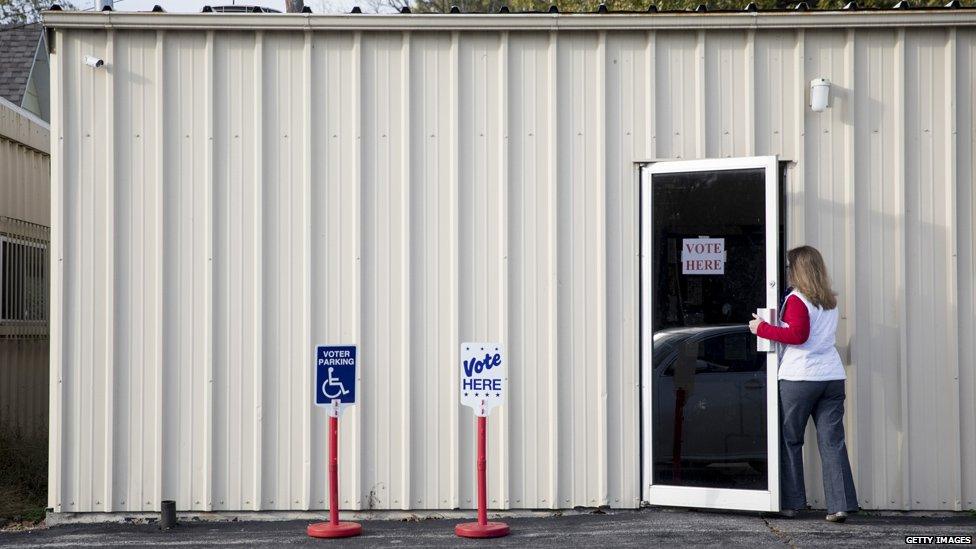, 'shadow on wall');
789,107,964,509
0,339,48,525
